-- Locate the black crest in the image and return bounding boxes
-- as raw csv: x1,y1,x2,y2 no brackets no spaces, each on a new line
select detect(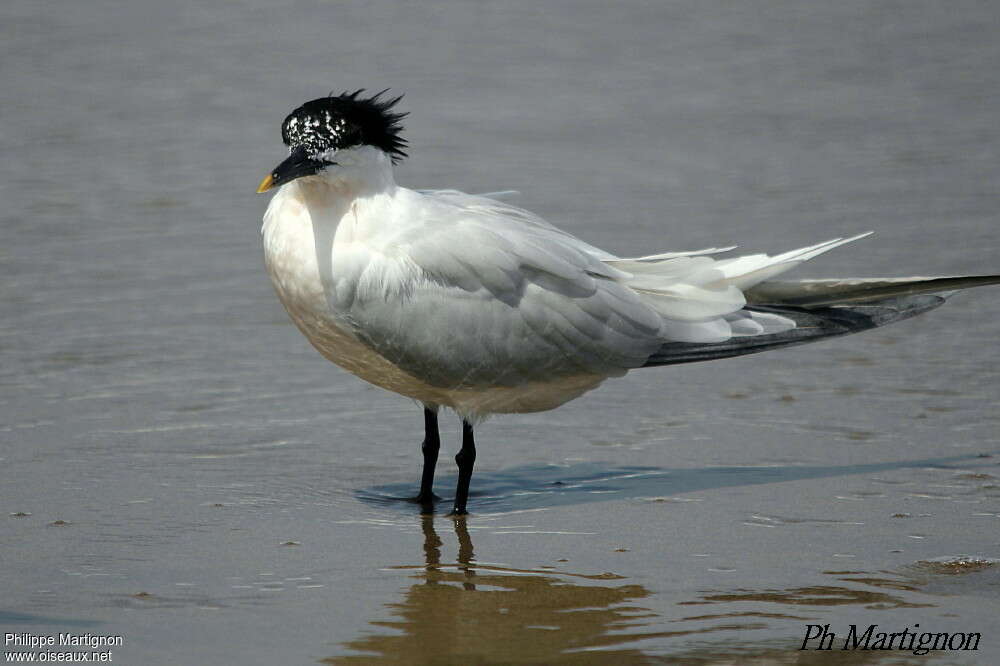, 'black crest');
281,89,408,163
